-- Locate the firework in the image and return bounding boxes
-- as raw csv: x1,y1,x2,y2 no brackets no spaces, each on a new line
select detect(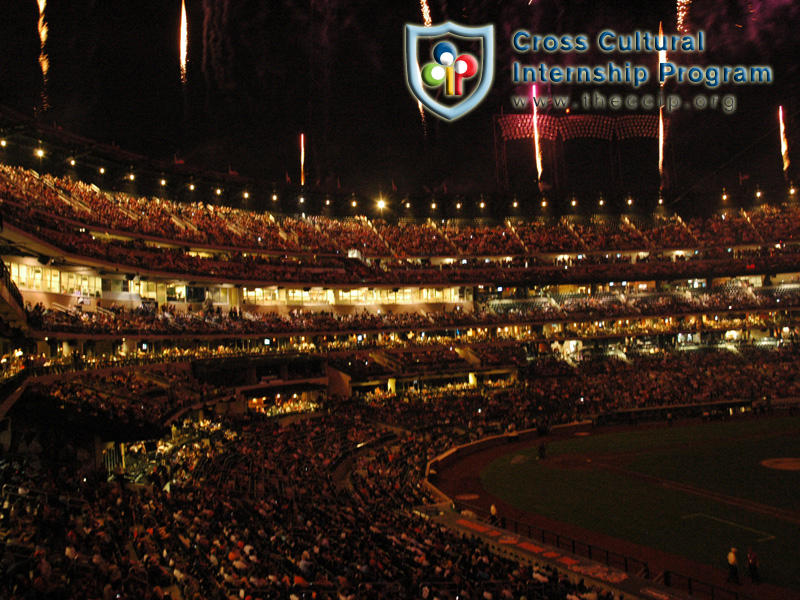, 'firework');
780,106,790,176
658,107,665,188
677,0,691,32
420,0,432,28
301,133,305,187
37,0,49,109
658,22,666,188
532,85,542,179
415,0,432,134
180,0,188,83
